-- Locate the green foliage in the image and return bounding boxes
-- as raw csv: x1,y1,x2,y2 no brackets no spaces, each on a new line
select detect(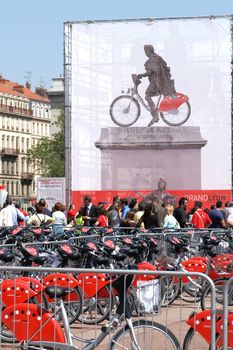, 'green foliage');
27,110,65,177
